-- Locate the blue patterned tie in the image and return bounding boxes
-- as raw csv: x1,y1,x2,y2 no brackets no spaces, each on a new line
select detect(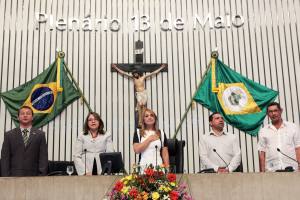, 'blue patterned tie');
22,129,29,146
